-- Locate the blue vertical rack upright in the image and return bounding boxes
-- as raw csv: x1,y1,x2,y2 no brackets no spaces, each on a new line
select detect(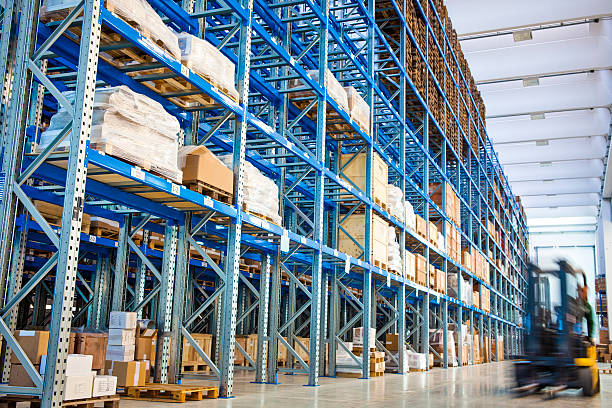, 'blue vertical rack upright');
0,0,529,404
